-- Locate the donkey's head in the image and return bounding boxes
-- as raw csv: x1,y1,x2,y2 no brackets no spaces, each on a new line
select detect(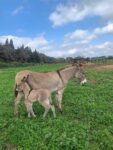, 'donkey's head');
74,65,87,85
